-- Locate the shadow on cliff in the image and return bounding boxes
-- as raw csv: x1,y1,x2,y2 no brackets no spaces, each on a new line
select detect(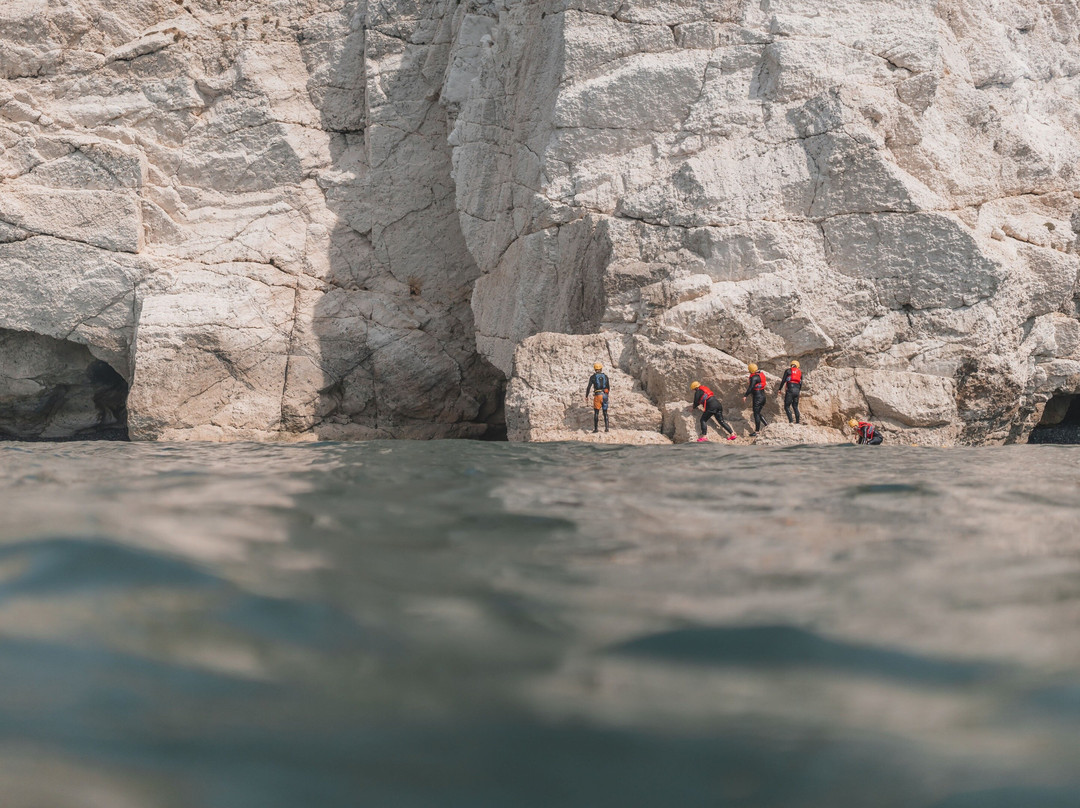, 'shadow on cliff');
305,1,505,441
